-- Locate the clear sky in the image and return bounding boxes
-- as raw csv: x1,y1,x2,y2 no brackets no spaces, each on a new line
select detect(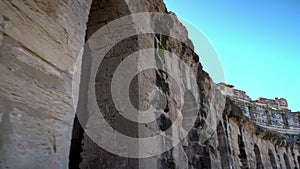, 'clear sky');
164,0,300,111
